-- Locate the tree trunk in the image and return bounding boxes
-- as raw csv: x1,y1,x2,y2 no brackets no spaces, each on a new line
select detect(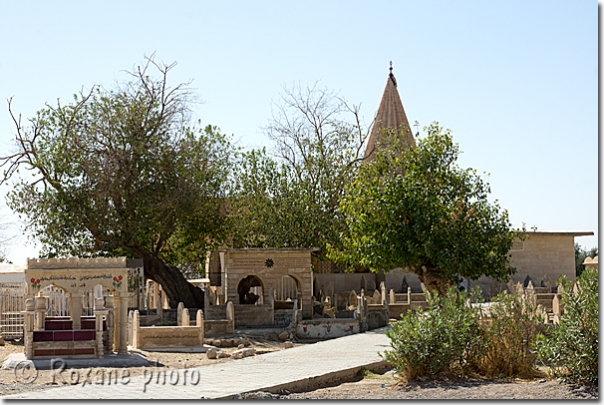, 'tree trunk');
137,249,204,309
416,265,451,296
